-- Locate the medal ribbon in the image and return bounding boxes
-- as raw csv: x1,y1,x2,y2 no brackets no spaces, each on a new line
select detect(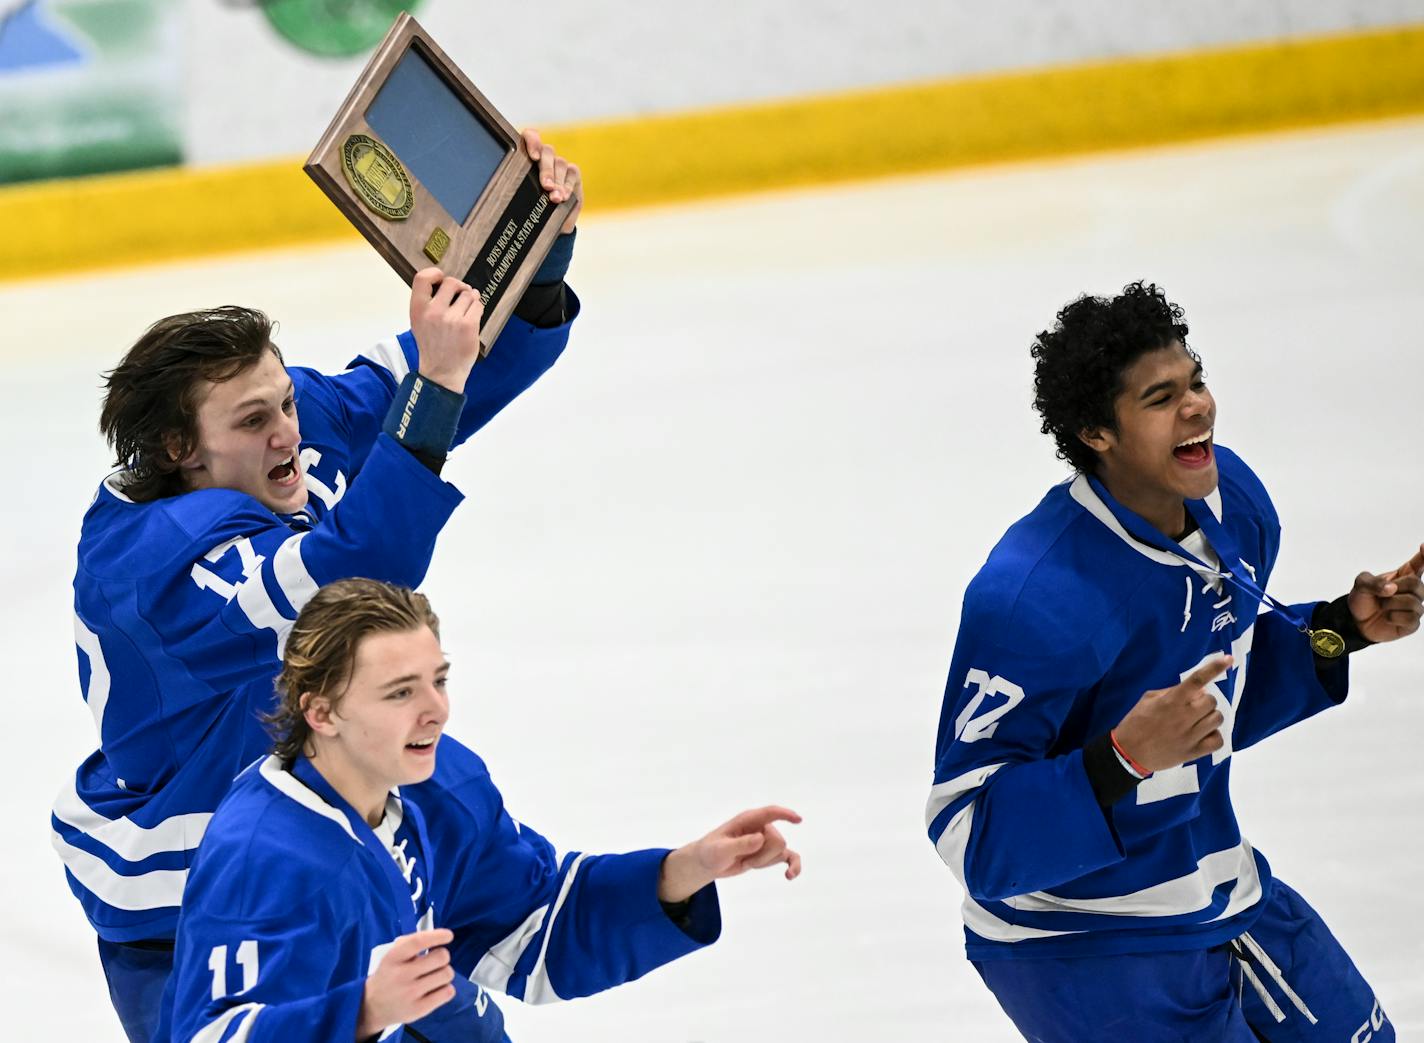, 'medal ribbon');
1083,475,1324,641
